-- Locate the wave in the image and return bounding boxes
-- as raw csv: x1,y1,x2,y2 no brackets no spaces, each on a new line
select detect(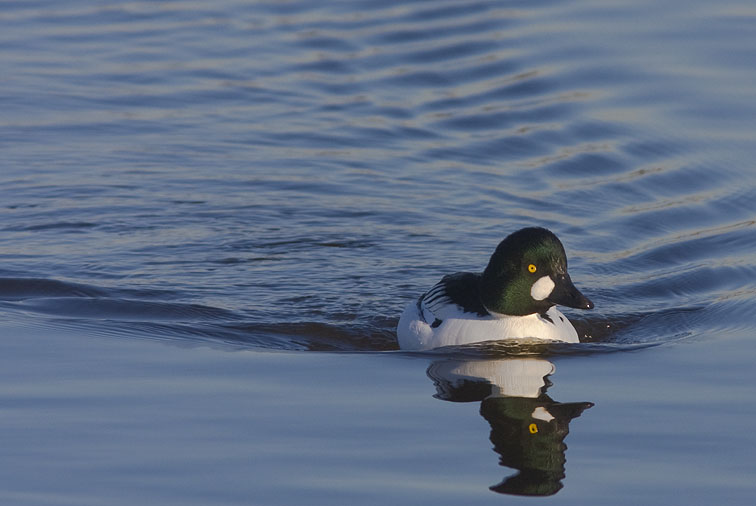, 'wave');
0,277,705,354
